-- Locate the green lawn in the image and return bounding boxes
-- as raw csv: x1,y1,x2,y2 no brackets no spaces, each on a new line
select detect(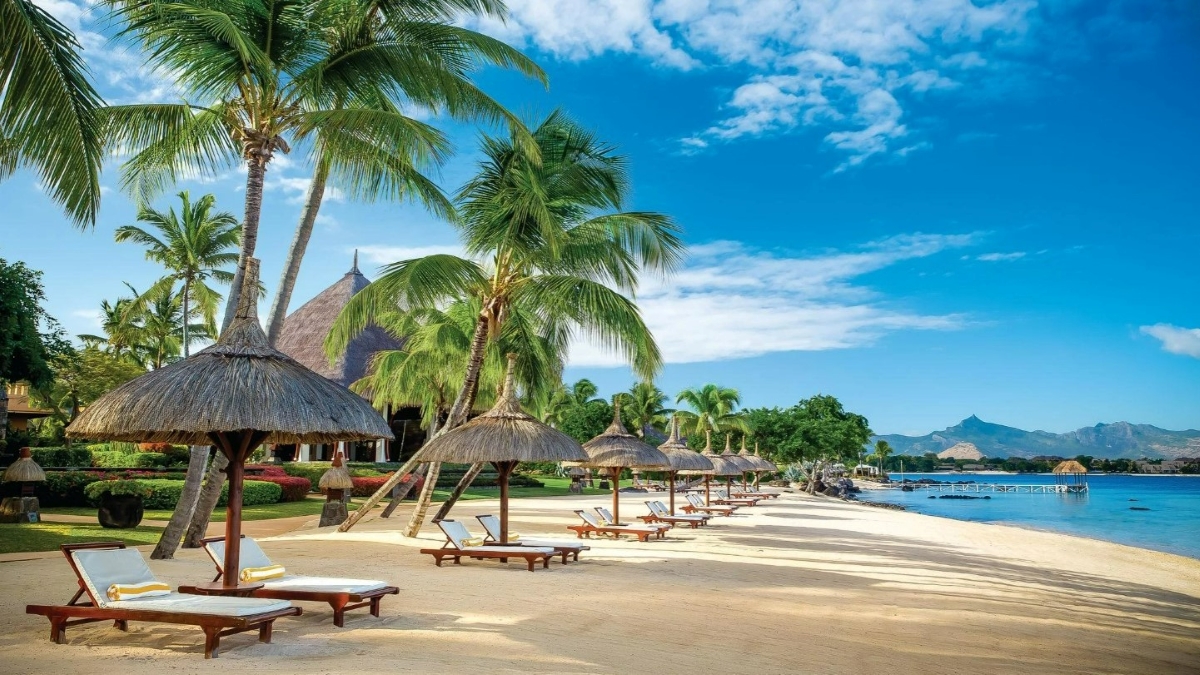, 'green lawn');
0,522,165,554
41,496,359,522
